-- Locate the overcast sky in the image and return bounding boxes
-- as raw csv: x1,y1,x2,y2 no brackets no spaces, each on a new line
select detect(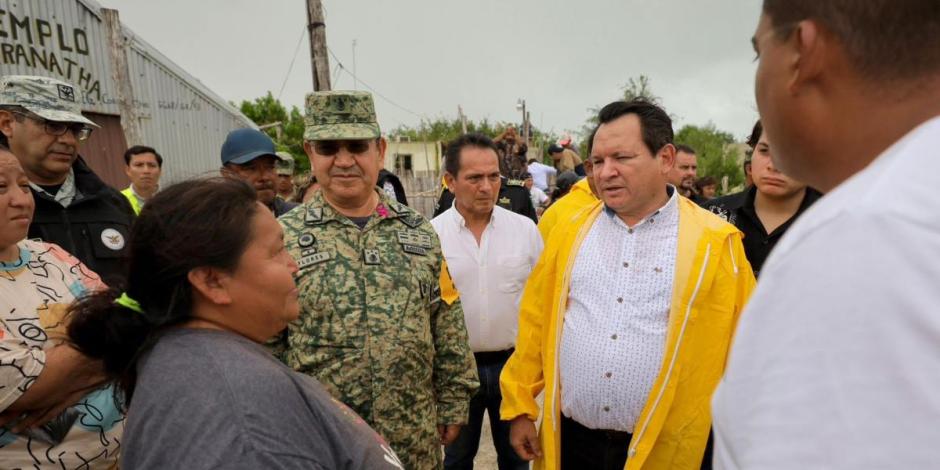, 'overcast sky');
100,0,763,142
